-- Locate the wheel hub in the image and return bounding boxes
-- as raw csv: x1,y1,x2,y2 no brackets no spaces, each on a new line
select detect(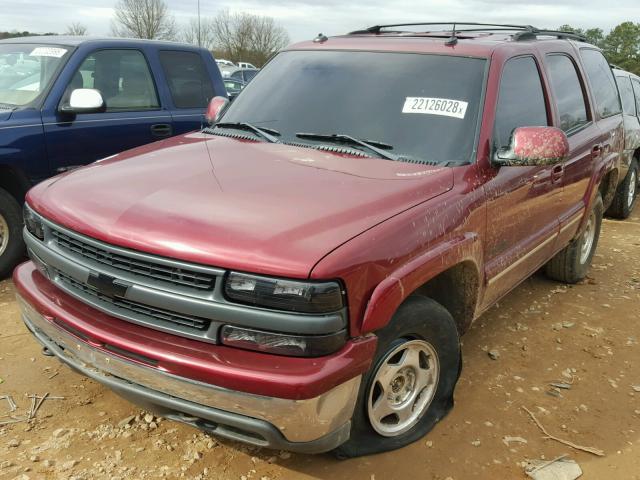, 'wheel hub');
0,214,9,257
